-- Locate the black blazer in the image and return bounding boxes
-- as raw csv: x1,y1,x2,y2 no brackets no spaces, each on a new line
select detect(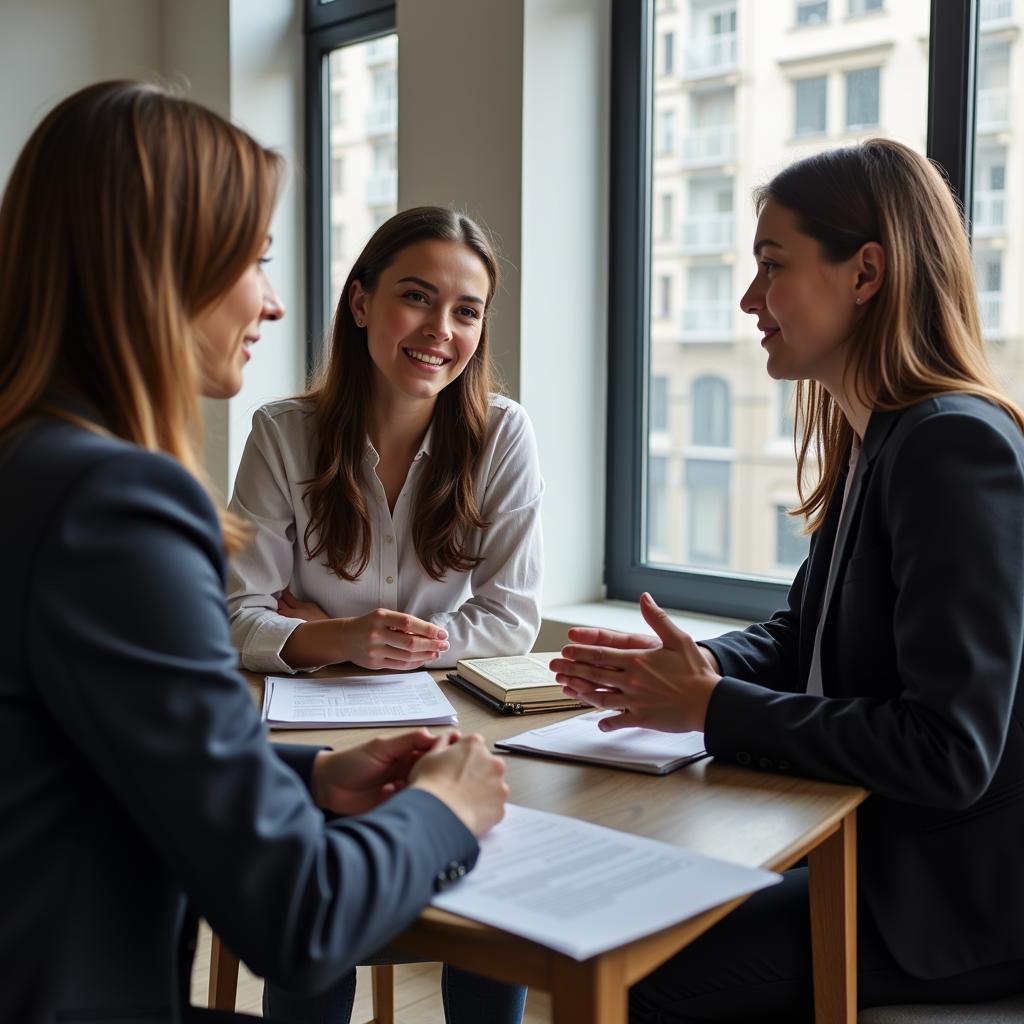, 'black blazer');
0,419,477,1023
701,394,1024,980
